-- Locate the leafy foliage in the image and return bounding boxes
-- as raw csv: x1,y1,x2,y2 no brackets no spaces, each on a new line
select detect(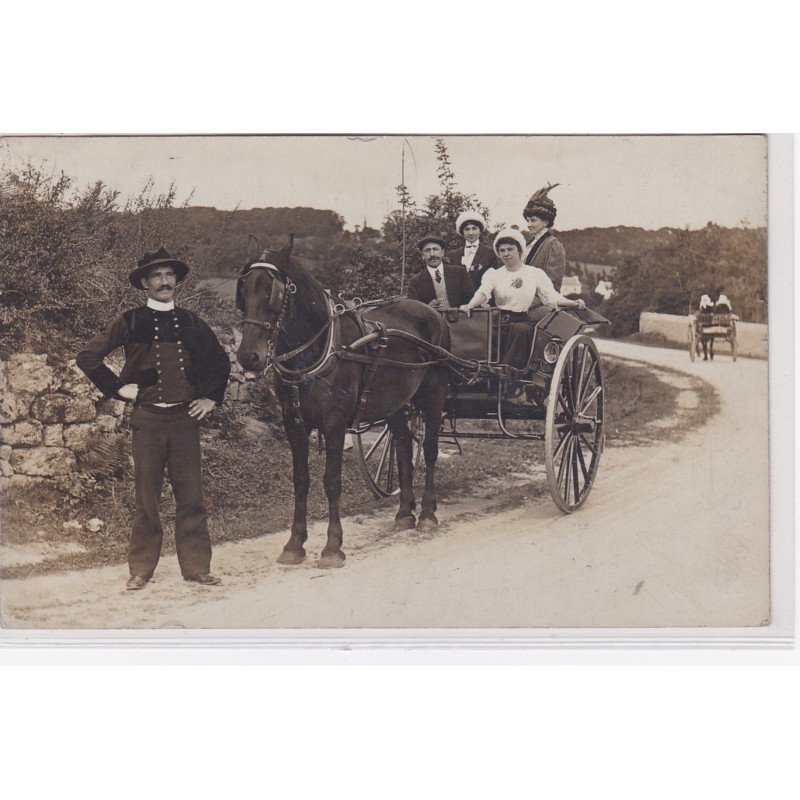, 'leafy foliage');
0,165,235,357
